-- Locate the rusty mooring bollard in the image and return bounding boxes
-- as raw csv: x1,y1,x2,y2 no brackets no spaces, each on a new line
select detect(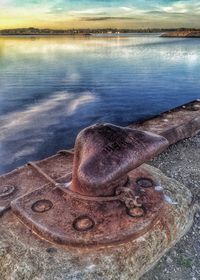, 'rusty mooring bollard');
11,123,169,246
